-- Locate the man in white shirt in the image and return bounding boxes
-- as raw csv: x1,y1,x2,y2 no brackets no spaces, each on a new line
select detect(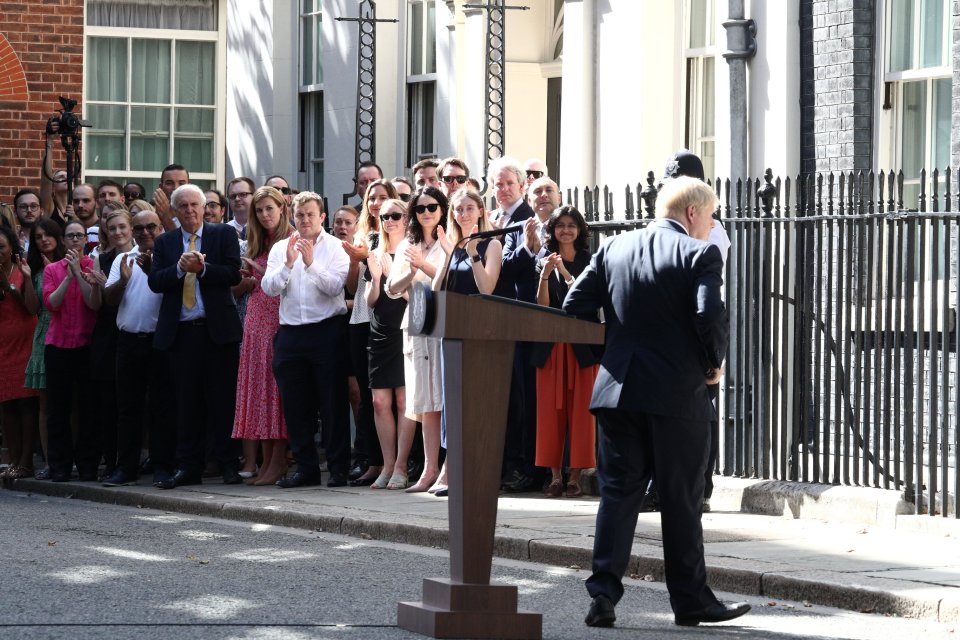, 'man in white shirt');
226,177,255,237
262,191,351,488
101,210,176,487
